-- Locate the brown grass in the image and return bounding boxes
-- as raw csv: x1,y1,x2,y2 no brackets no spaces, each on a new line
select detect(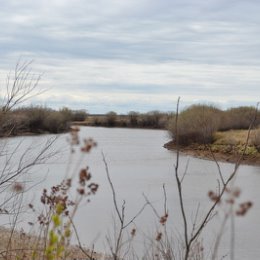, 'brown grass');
213,129,259,146
0,227,106,260
164,129,260,165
